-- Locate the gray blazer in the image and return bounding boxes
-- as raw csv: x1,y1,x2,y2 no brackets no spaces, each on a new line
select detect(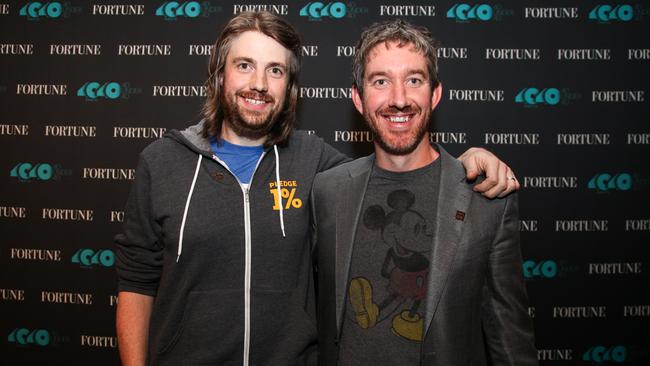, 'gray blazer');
311,145,537,366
